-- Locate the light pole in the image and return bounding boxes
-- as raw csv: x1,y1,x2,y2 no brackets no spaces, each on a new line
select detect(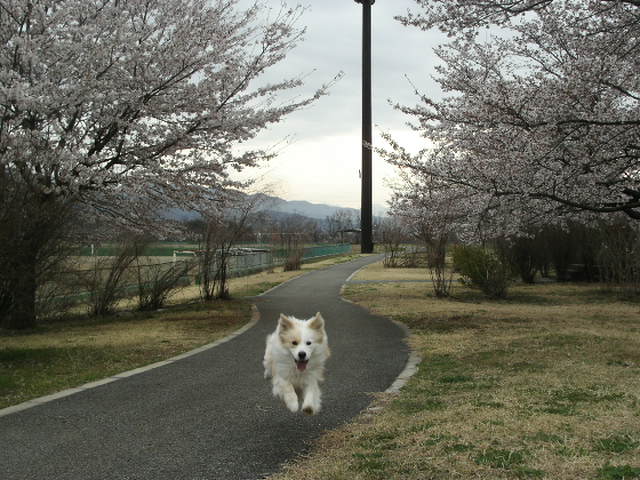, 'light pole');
355,0,374,253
